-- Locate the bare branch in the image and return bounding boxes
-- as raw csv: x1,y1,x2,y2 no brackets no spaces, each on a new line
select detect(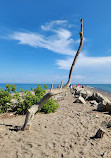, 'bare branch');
63,19,83,88
21,19,84,131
